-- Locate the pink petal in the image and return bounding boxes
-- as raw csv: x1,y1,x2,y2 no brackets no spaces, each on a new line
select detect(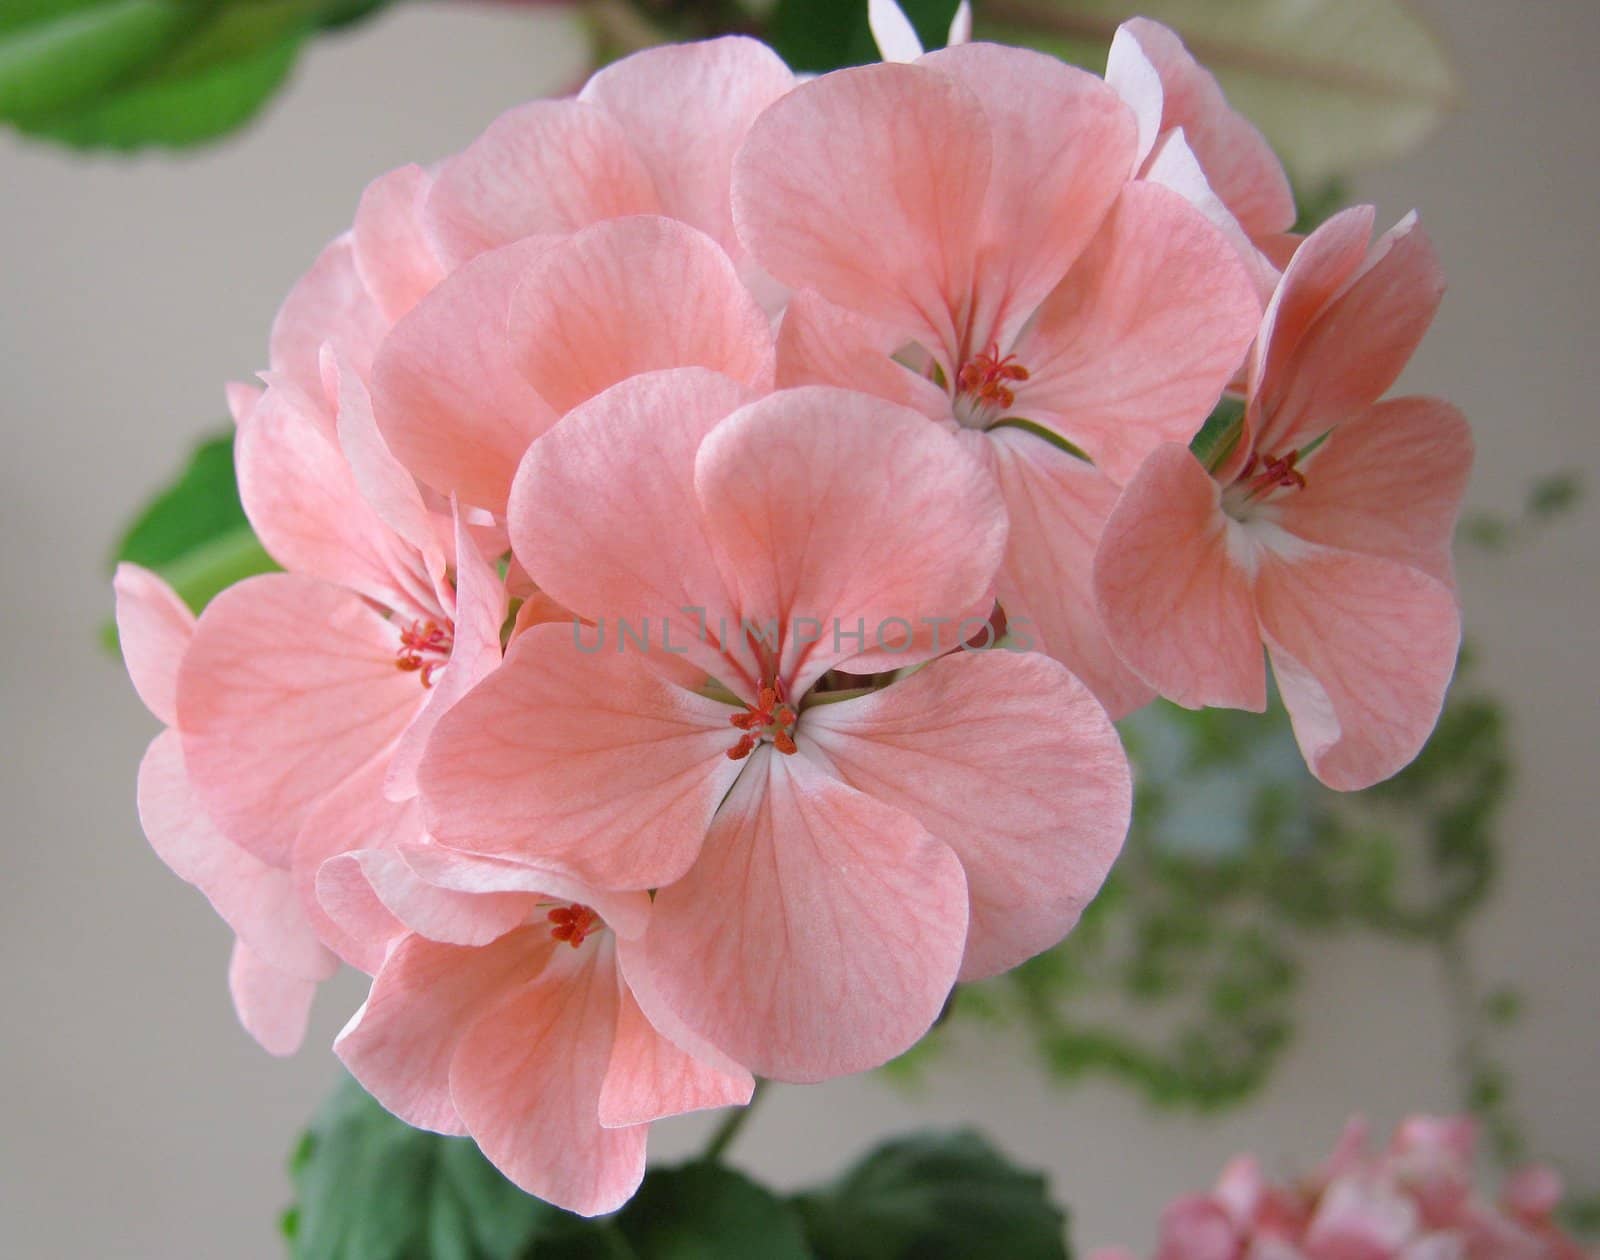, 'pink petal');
1263,214,1444,452
918,43,1138,342
268,235,385,420
336,926,553,1135
292,757,426,973
313,851,405,968
229,938,318,1058
1113,18,1295,238
1017,180,1260,484
449,941,647,1216
138,730,335,980
1154,1195,1238,1260
597,983,754,1129
1256,546,1461,791
1249,206,1377,440
225,380,262,427
508,367,753,684
869,0,924,62
385,506,508,801
320,848,536,949
804,649,1129,980
423,100,660,268
693,387,1008,695
237,380,427,611
1271,398,1472,586
979,427,1157,717
371,236,560,514
505,216,774,418
419,623,740,891
1094,443,1266,710
635,749,968,1082
178,574,424,867
734,61,989,350
578,37,793,261
352,164,446,324
1104,21,1165,168
114,564,195,726
775,289,950,420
